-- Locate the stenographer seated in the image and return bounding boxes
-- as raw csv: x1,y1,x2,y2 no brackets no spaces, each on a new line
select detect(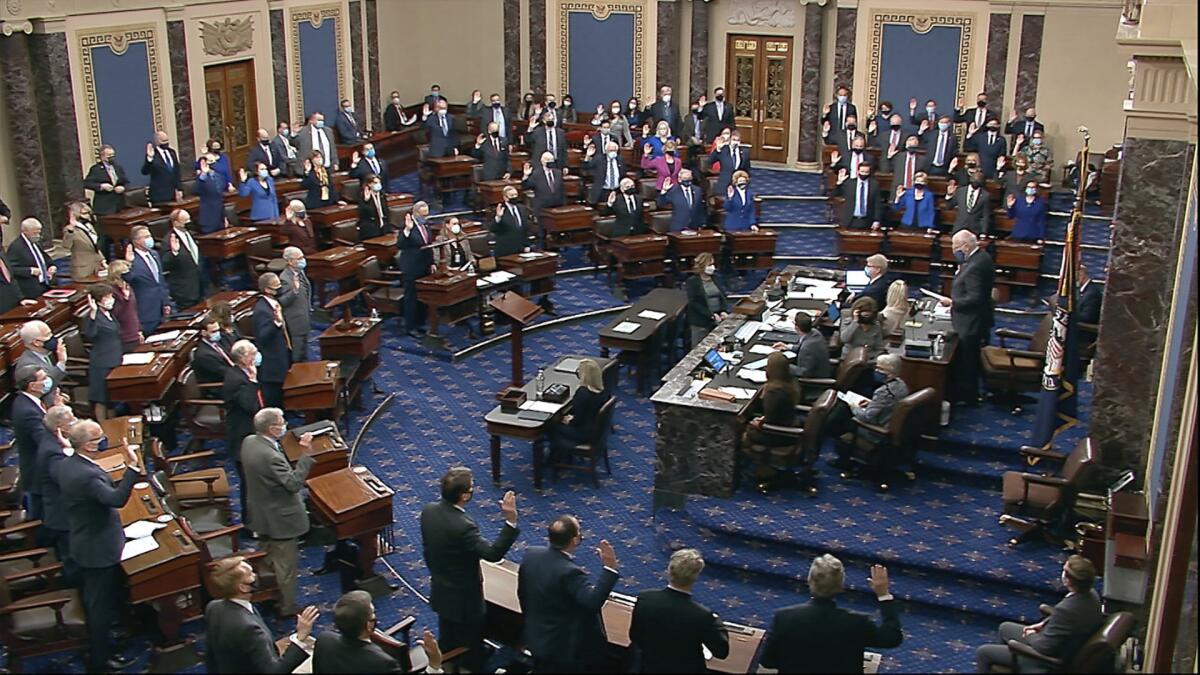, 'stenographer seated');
838,297,886,361
547,358,611,463
744,352,801,448
826,353,910,469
